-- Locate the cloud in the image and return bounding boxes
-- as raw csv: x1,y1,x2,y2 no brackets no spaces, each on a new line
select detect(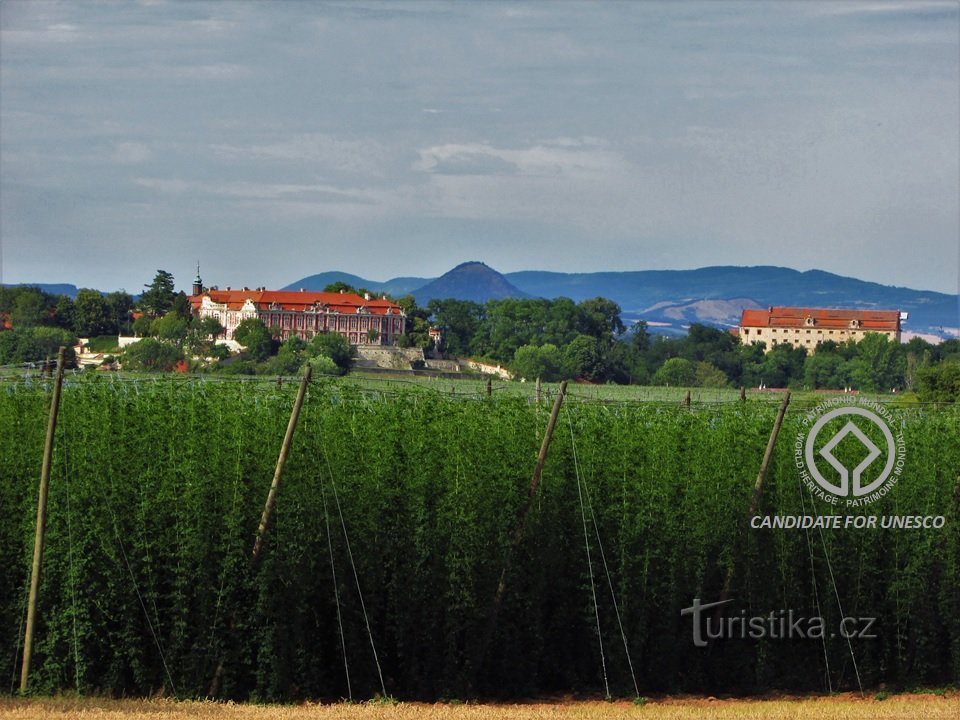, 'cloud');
414,138,621,178
113,142,152,164
211,134,388,177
